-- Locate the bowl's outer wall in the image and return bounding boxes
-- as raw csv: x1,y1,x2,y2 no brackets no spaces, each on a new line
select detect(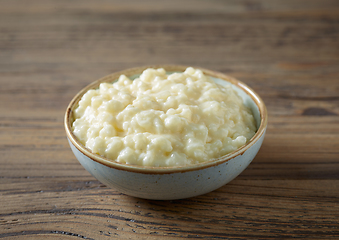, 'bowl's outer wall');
67,129,265,200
